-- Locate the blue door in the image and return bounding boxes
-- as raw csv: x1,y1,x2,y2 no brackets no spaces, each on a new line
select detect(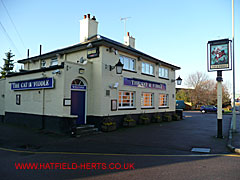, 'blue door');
71,91,86,125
